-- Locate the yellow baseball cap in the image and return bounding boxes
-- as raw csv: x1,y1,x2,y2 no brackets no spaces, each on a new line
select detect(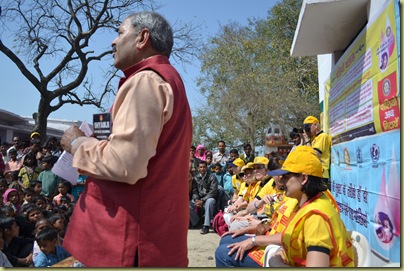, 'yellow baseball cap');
303,116,319,124
241,162,254,173
253,156,269,166
30,131,41,138
228,158,245,168
267,146,323,178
